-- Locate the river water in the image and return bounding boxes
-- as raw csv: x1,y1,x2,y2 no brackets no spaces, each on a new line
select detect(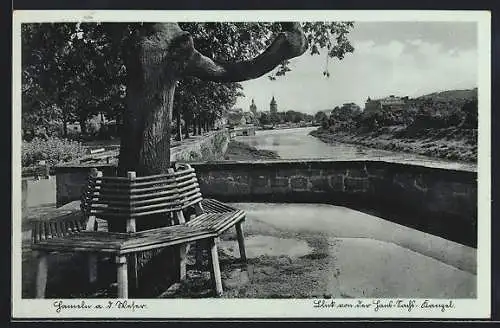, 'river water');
234,126,476,171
